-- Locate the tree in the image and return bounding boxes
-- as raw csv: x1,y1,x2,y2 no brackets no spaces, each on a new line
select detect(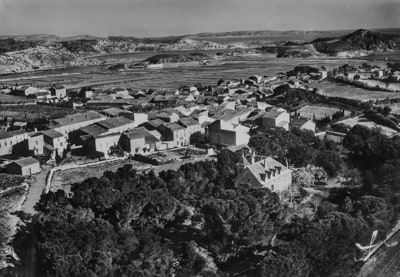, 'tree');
190,132,208,148
315,150,343,177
